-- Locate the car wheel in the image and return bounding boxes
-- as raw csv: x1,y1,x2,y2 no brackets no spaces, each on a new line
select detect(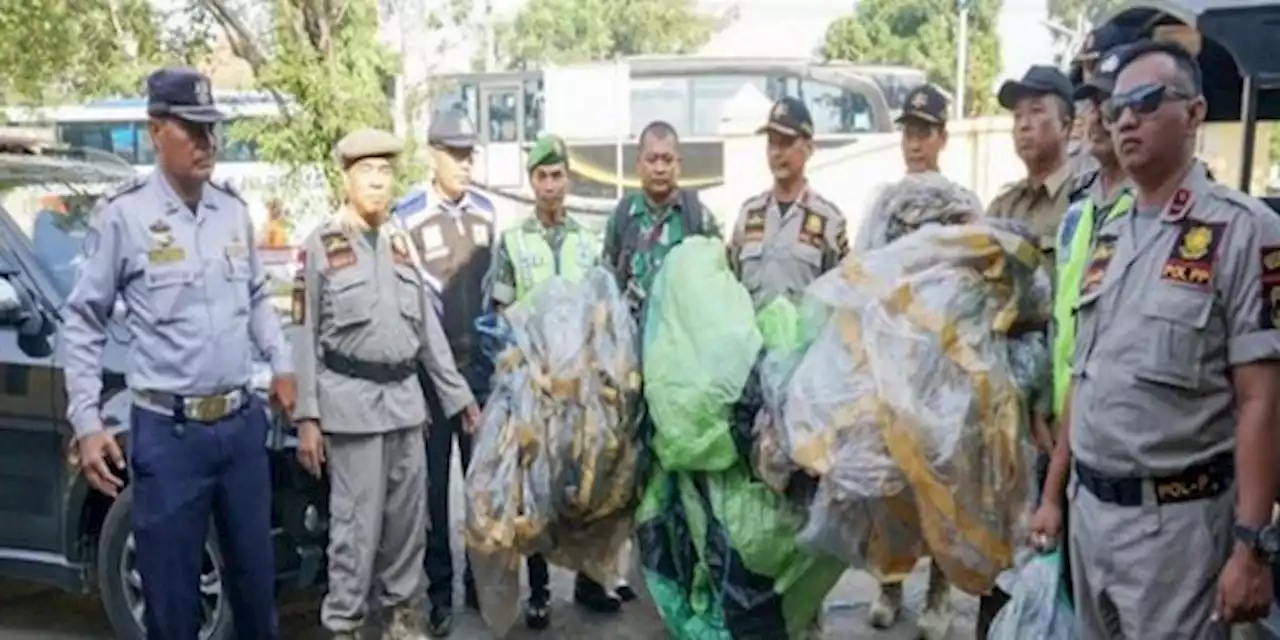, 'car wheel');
97,486,235,640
